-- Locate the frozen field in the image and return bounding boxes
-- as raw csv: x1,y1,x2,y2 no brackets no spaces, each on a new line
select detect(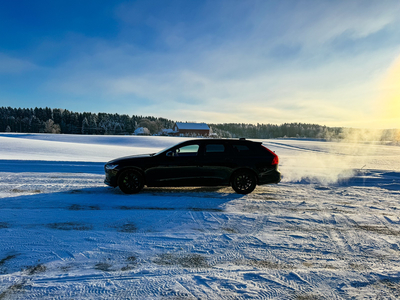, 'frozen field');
1,133,400,299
